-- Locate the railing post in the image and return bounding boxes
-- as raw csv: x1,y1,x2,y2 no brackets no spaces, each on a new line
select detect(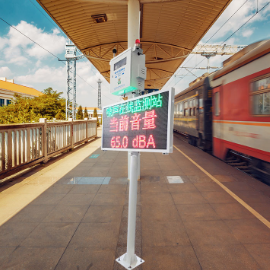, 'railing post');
68,118,74,150
7,130,12,170
39,118,48,163
84,118,88,141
